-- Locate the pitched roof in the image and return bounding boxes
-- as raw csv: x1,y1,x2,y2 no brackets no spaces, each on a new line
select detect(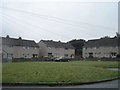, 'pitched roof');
84,37,119,47
41,40,75,49
1,36,39,47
